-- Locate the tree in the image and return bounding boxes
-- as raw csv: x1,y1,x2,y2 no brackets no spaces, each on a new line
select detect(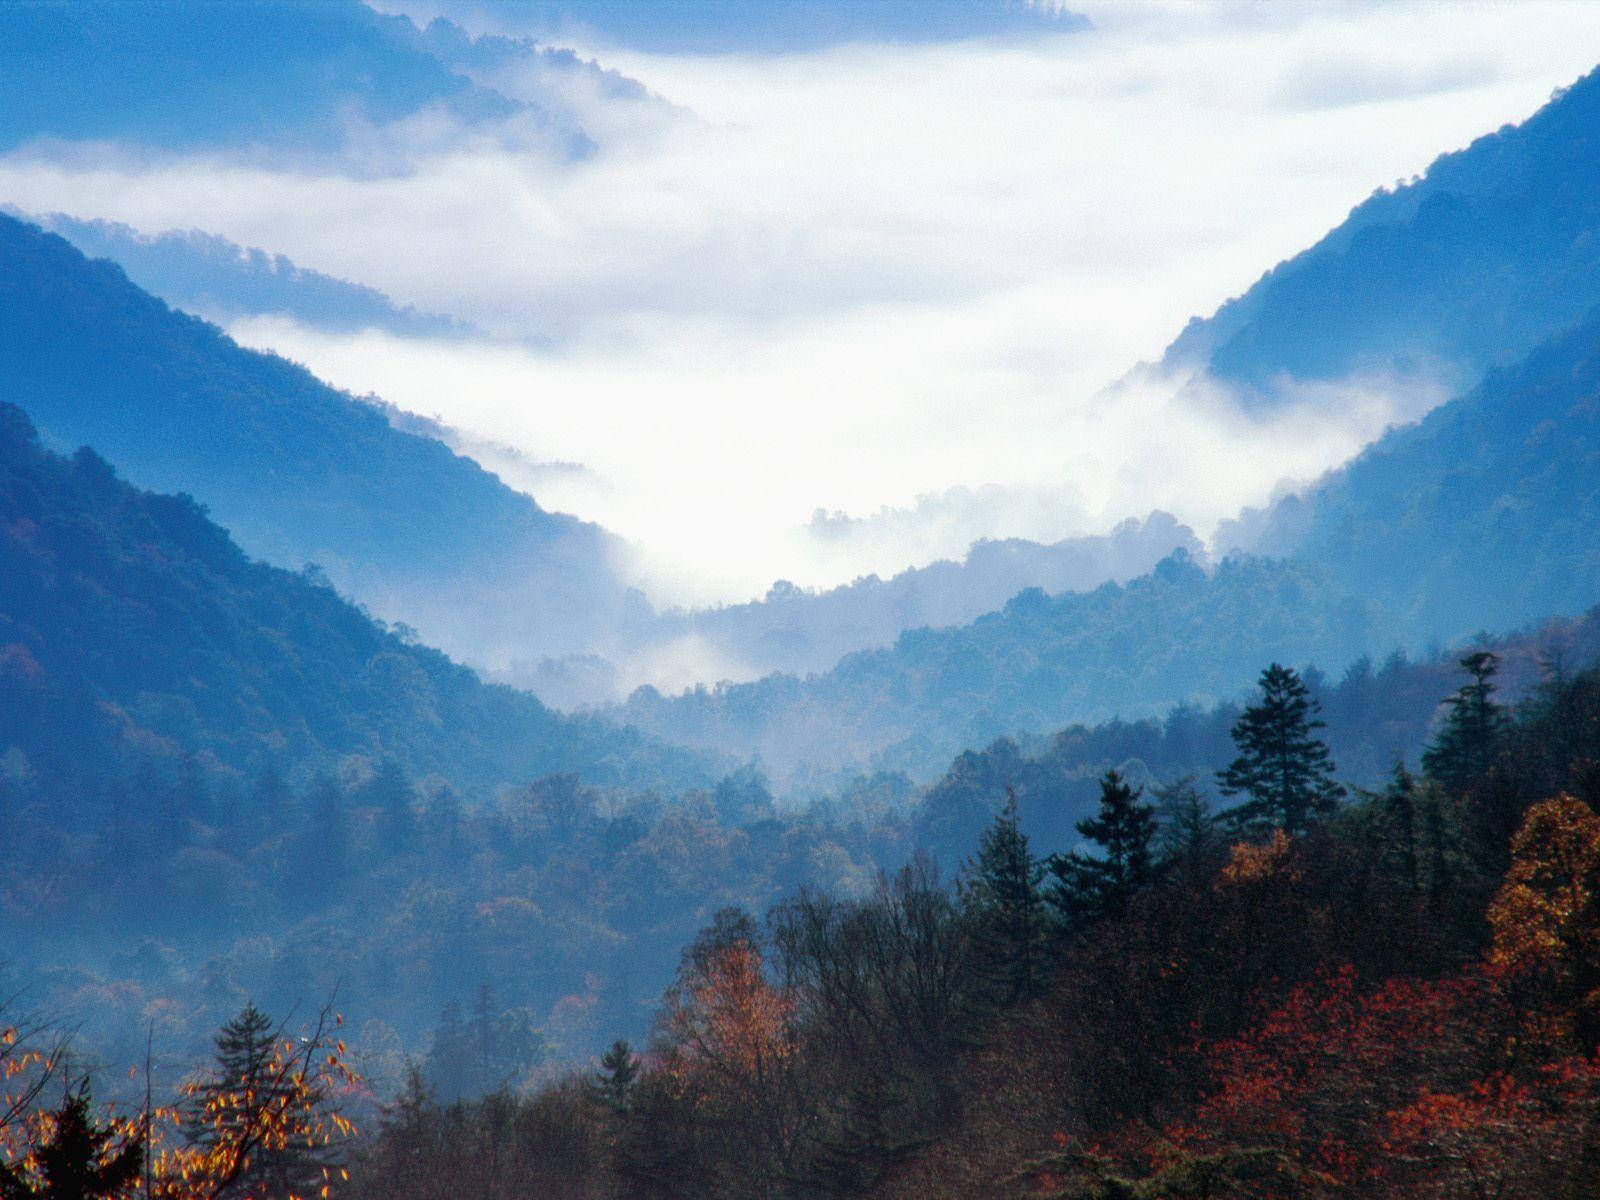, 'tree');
593,1040,638,1115
1216,664,1345,834
423,987,547,1102
0,1088,142,1200
1048,770,1158,921
1379,759,1421,895
359,760,414,856
168,1004,358,1200
1422,651,1506,796
1488,795,1600,1049
1152,775,1214,864
962,791,1050,1007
